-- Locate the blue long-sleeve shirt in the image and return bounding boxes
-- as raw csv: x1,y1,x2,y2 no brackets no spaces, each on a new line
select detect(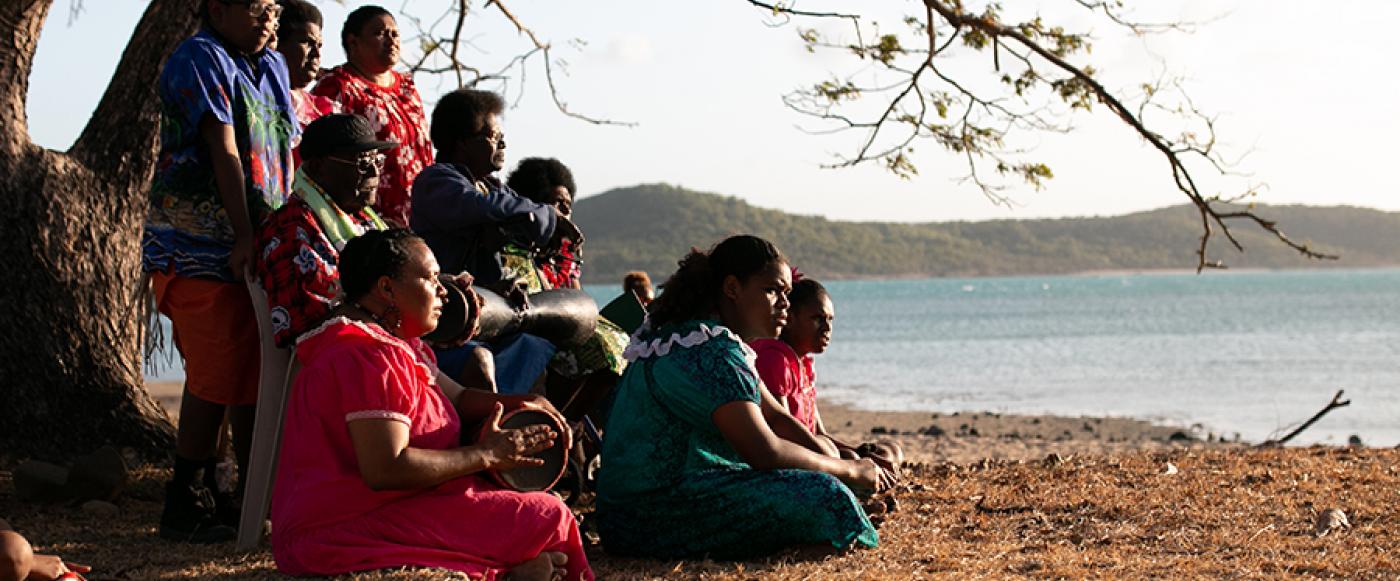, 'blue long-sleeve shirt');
409,162,557,284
